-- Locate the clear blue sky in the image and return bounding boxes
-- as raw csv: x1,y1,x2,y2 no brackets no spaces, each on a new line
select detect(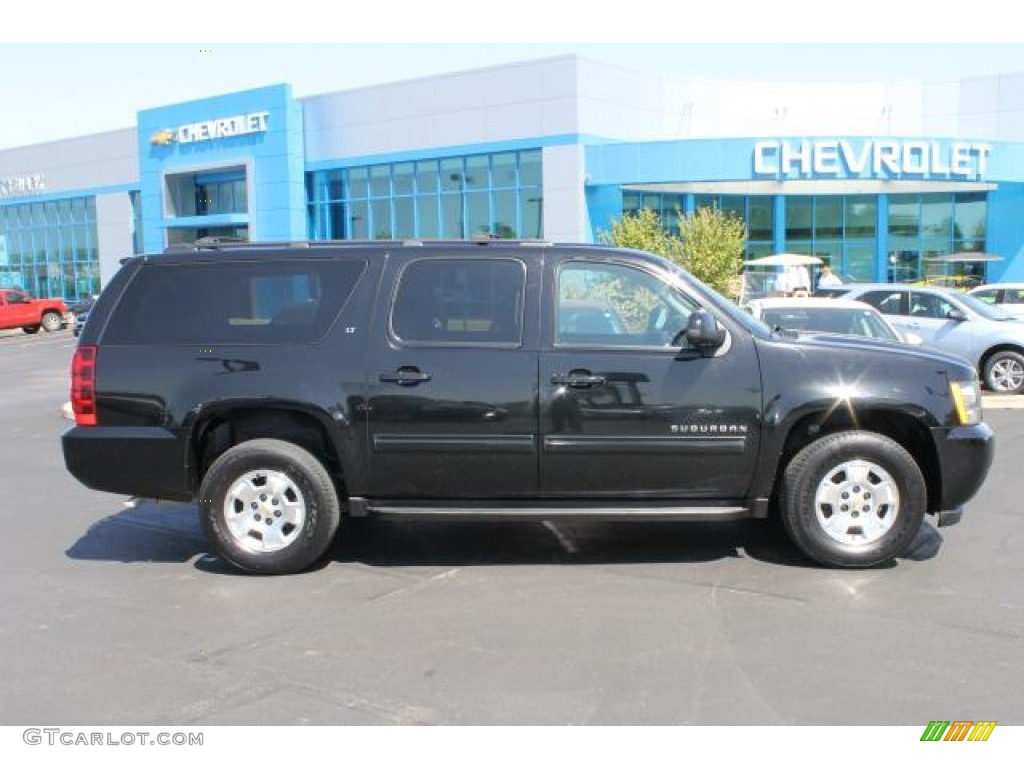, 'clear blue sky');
2,2,1021,151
